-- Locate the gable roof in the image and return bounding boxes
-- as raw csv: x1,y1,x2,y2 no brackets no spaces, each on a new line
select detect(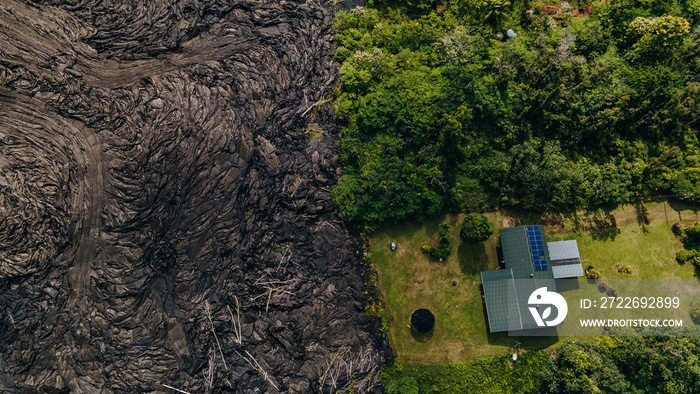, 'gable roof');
481,269,522,332
481,225,560,332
